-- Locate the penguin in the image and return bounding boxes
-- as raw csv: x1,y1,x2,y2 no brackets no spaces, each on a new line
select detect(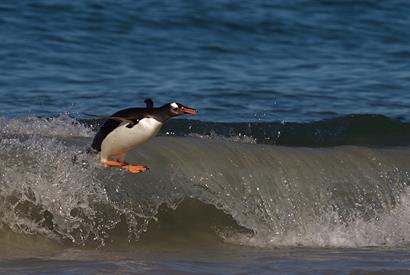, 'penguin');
90,99,197,174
